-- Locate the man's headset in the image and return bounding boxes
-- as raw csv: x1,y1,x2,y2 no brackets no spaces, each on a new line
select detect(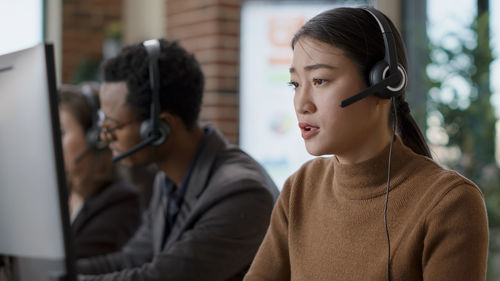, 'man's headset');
338,8,406,281
340,7,407,108
74,83,108,163
112,39,171,163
